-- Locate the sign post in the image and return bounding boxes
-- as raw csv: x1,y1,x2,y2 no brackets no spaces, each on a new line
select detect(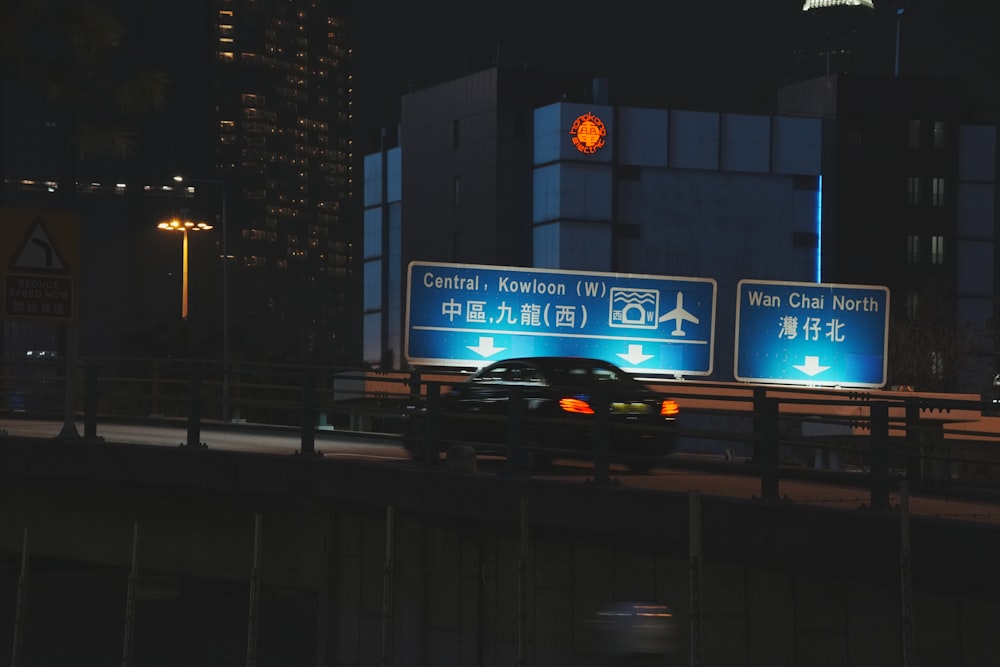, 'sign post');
735,279,889,388
1,208,80,437
406,261,716,376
